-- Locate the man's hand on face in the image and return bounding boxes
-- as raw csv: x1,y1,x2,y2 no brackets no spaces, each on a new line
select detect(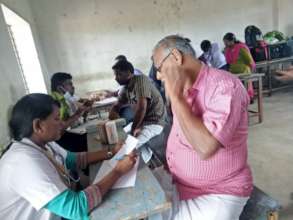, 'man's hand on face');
163,65,185,101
